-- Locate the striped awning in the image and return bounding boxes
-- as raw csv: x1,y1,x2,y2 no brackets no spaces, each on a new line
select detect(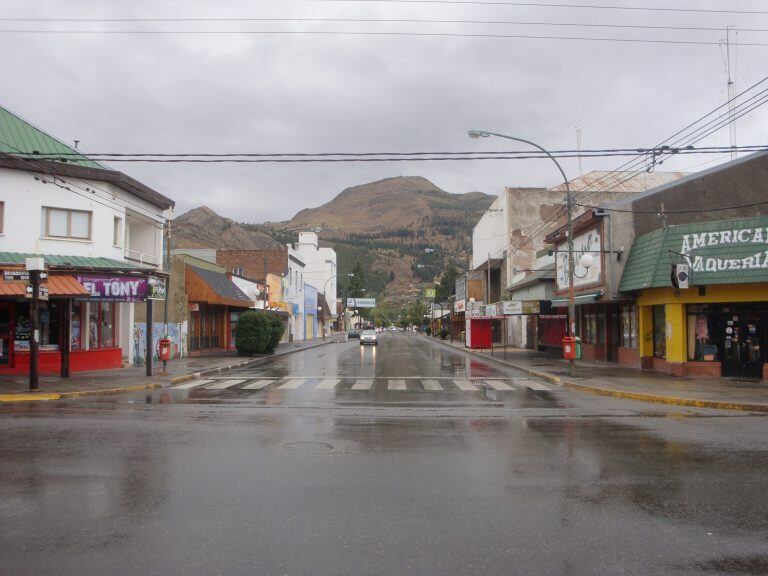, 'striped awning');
0,274,90,297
